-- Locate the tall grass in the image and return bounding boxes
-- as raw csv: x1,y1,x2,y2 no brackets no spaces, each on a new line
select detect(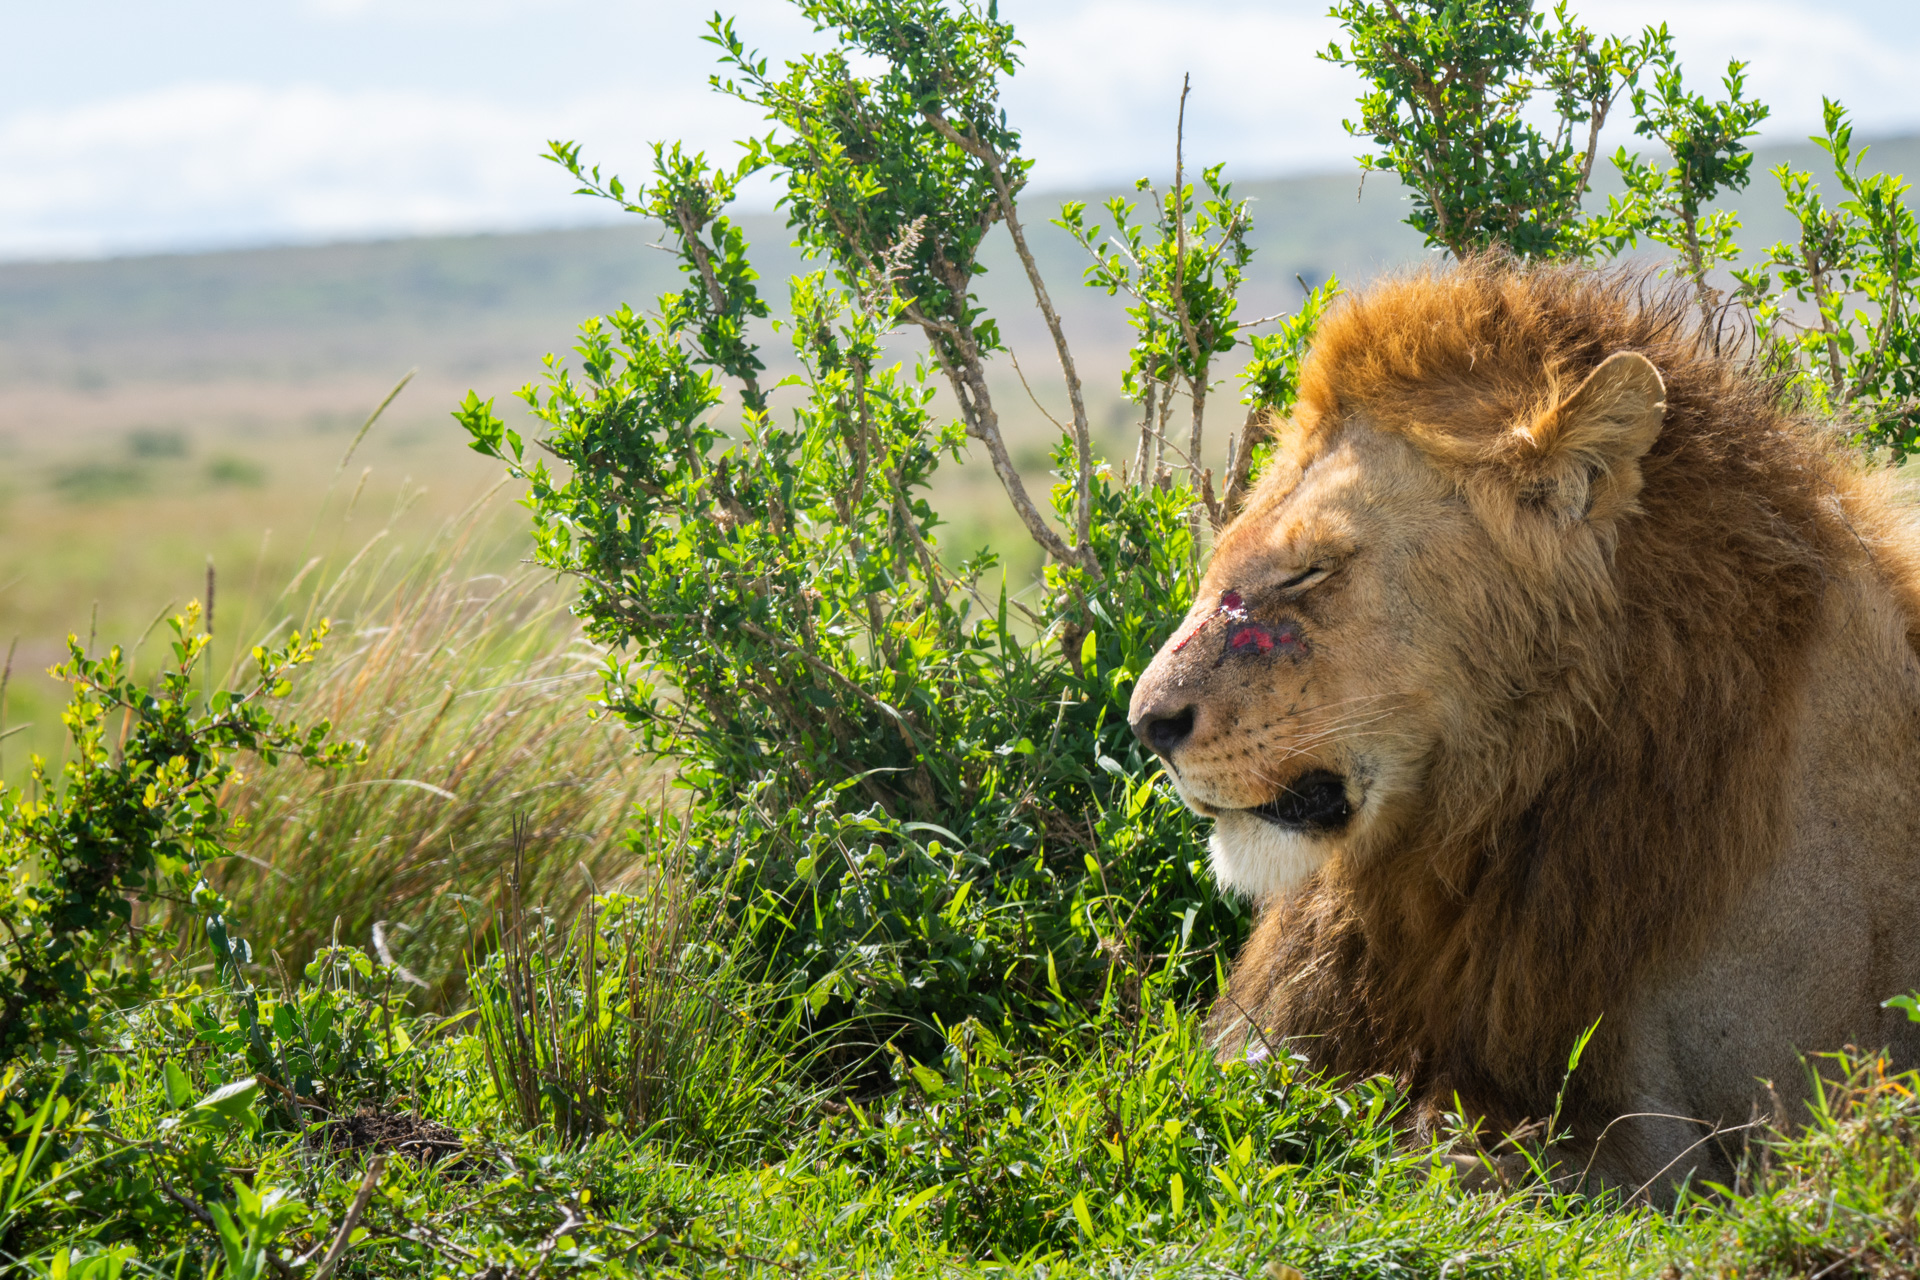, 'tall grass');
212,509,649,1011
472,821,817,1159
